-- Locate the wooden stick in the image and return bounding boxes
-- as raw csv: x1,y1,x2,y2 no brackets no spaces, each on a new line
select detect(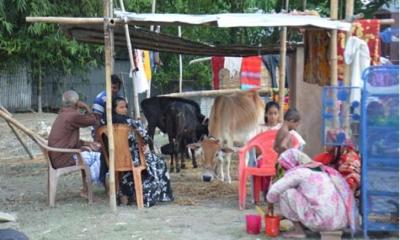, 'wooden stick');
0,109,46,143
278,0,289,122
0,107,35,159
279,27,287,122
178,26,183,93
6,121,35,160
103,0,117,212
330,0,338,87
161,88,271,97
119,0,140,119
26,17,118,25
343,0,354,87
